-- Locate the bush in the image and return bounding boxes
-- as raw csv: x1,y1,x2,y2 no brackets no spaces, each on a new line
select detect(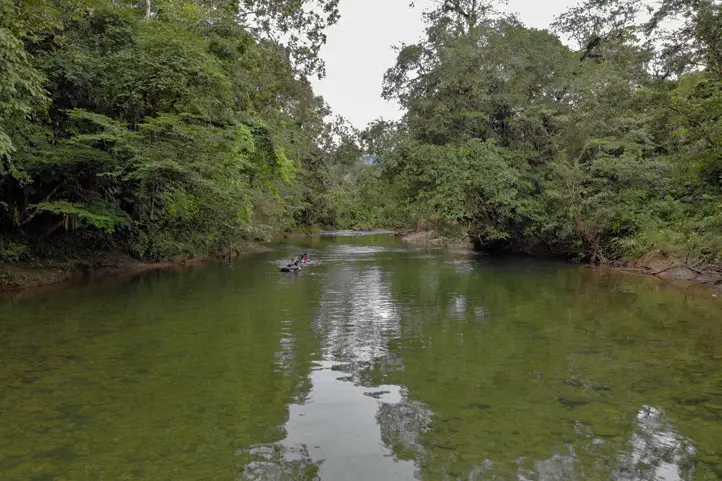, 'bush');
0,241,30,263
